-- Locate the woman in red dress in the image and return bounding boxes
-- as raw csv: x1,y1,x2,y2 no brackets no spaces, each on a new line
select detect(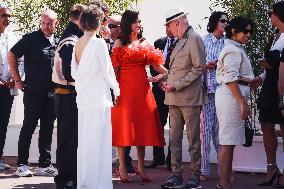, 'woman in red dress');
111,10,167,182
